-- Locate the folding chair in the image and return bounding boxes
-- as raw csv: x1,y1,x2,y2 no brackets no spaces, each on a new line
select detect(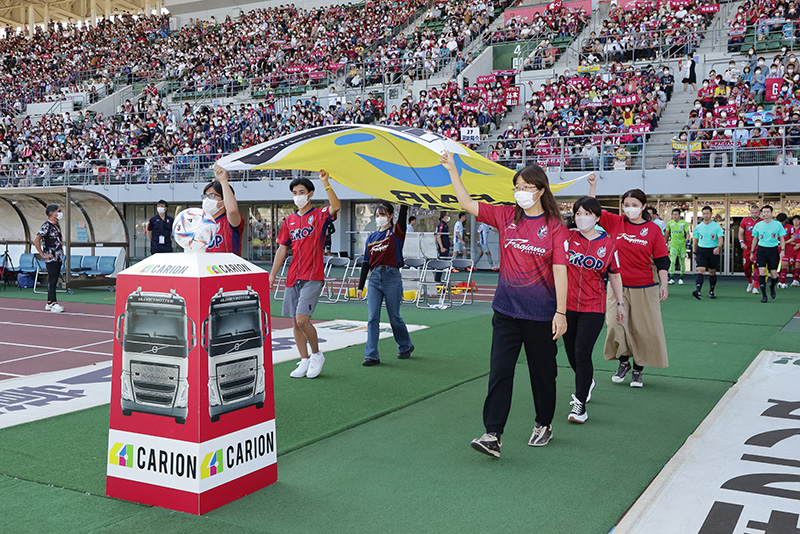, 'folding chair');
416,259,453,309
401,258,426,304
320,256,350,303
33,254,65,294
272,256,291,301
450,259,476,306
345,256,367,300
